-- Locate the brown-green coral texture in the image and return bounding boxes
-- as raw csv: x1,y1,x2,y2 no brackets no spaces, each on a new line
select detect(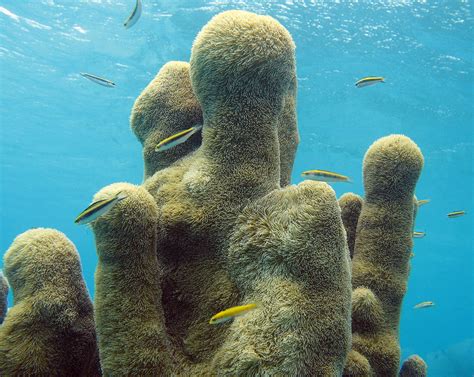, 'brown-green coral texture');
0,9,428,377
0,228,100,376
0,272,8,325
